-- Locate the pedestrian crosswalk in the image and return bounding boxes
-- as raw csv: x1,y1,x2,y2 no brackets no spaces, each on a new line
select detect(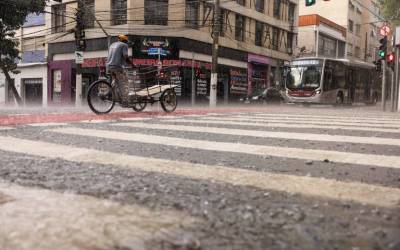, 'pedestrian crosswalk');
0,110,400,248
